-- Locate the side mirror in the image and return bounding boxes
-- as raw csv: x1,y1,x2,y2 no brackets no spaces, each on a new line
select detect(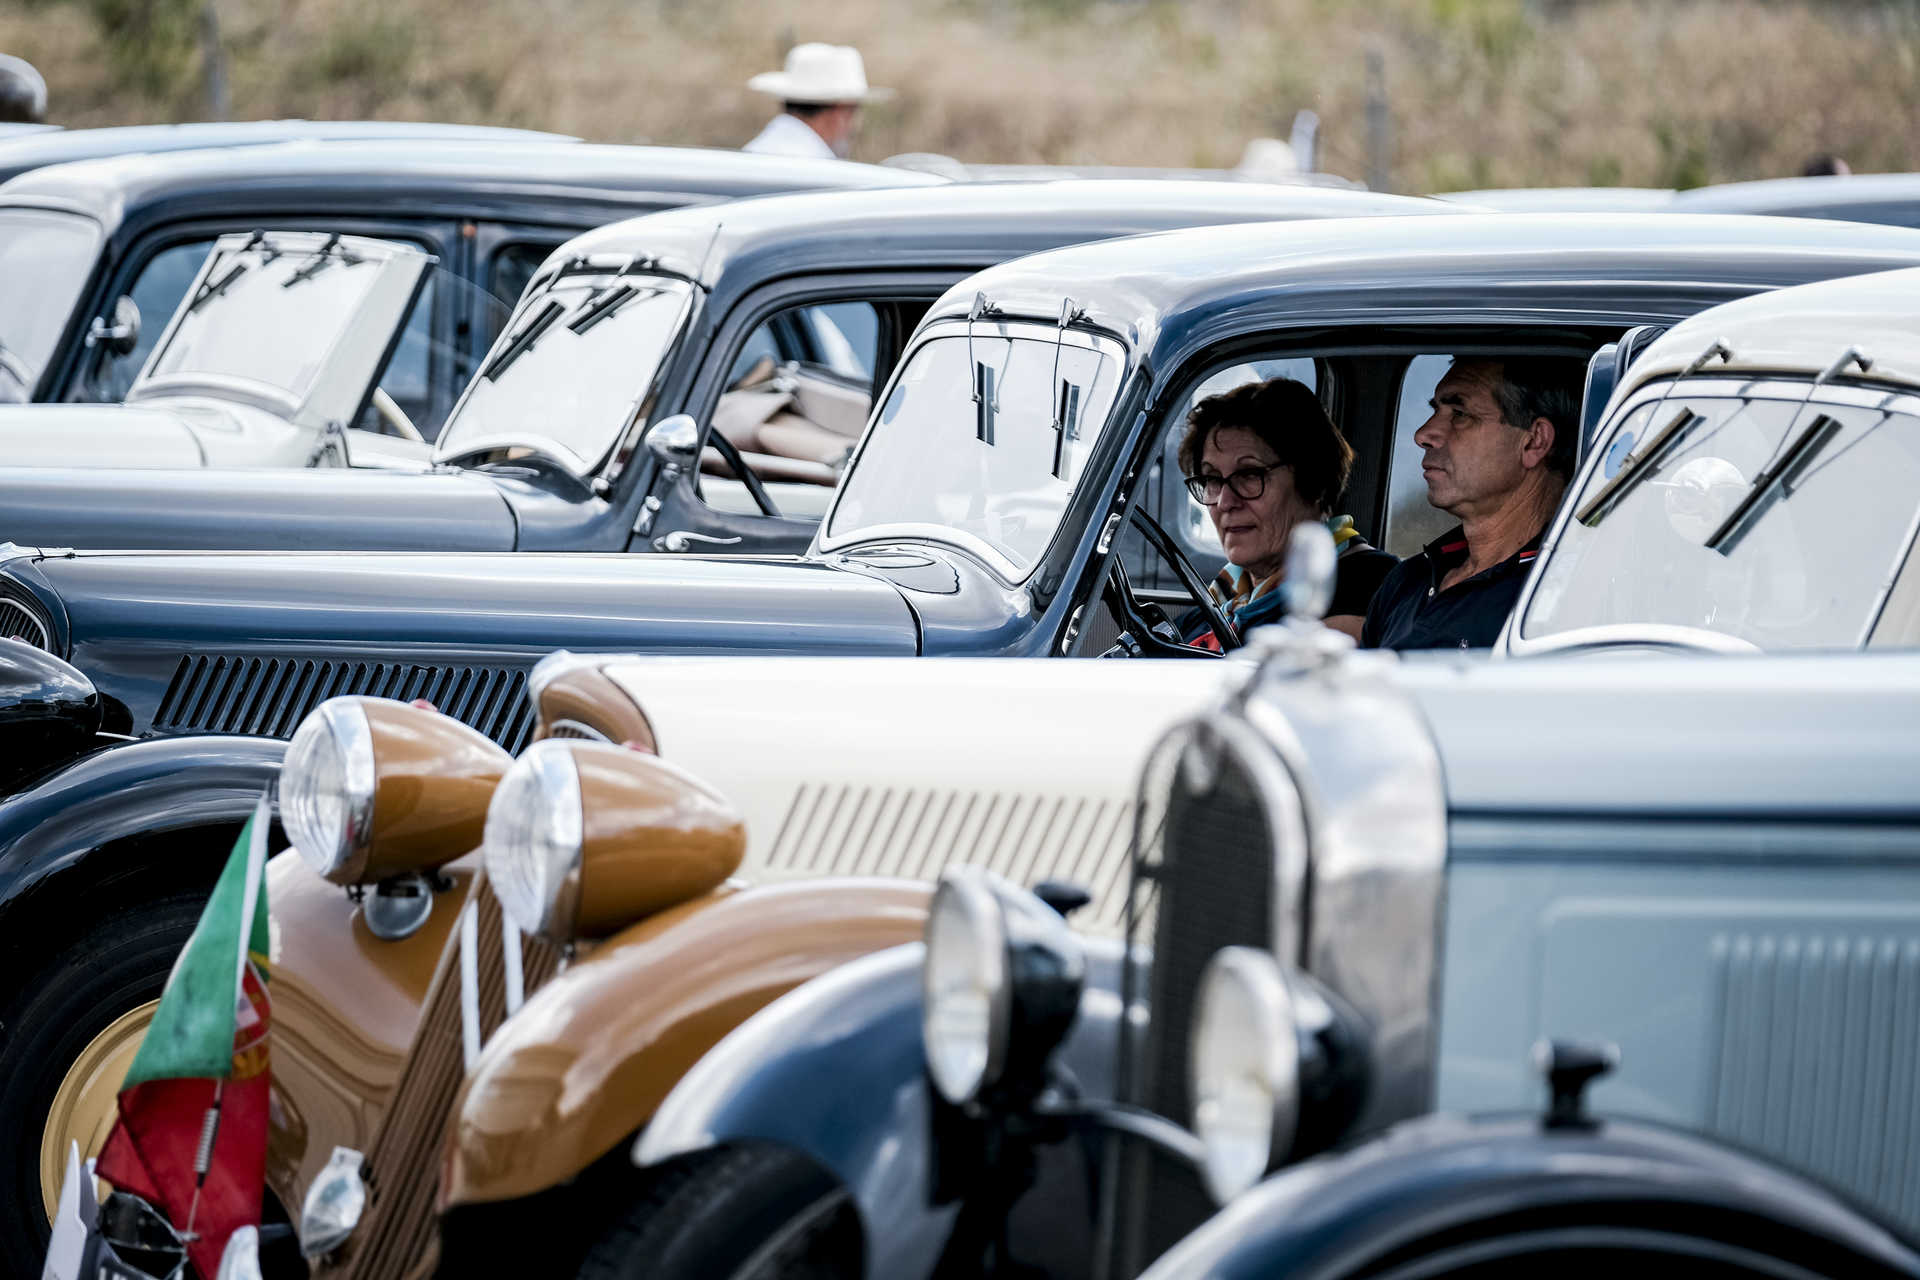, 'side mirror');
85,295,141,359
645,414,700,474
